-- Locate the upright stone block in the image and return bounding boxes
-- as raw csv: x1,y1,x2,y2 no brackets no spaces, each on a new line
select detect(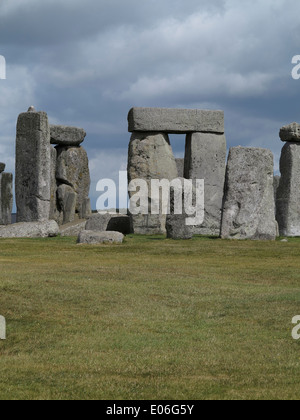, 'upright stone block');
175,158,185,178
0,173,13,225
276,143,300,236
128,108,225,134
221,147,277,240
166,178,195,240
16,111,51,222
56,146,91,218
128,132,178,234
49,147,58,221
184,133,227,236
57,184,77,225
